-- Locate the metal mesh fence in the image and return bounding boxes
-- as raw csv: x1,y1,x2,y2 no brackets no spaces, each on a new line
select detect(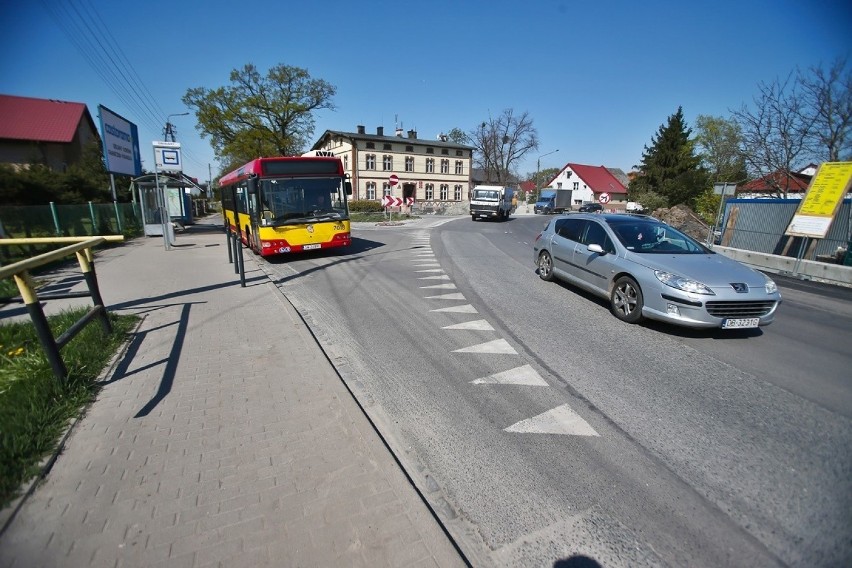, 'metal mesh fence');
0,202,144,263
